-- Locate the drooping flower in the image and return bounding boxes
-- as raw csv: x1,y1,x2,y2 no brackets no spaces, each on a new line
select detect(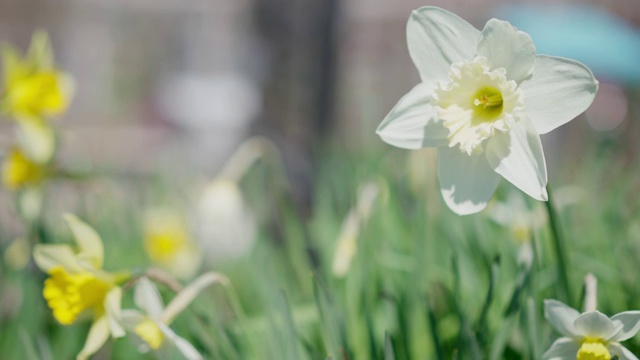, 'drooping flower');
33,214,129,360
121,273,229,359
376,7,598,215
1,31,74,119
143,207,202,279
543,299,640,360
